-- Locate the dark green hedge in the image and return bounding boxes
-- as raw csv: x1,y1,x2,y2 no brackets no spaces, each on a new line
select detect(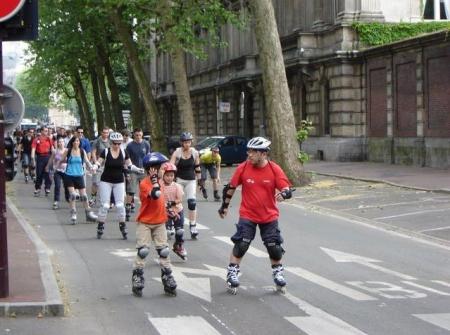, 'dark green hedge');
352,22,450,46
